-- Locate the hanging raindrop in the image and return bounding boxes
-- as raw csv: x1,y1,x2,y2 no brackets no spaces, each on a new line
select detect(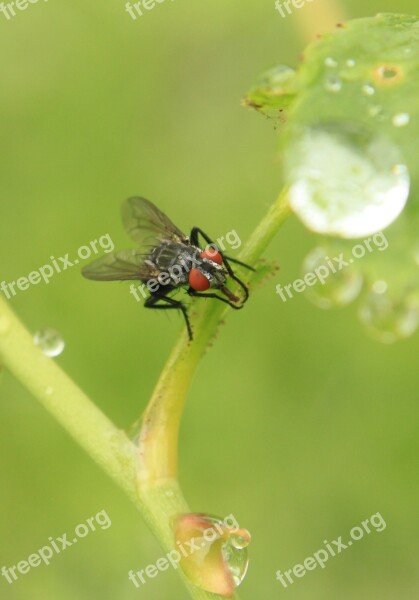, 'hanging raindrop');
174,513,251,596
285,122,410,238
